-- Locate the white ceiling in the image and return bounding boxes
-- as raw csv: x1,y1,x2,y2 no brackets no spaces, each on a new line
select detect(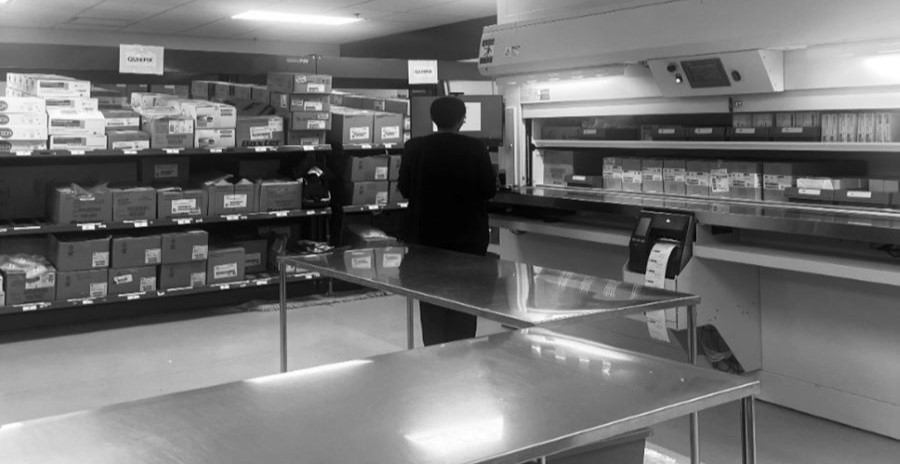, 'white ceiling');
0,0,497,44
